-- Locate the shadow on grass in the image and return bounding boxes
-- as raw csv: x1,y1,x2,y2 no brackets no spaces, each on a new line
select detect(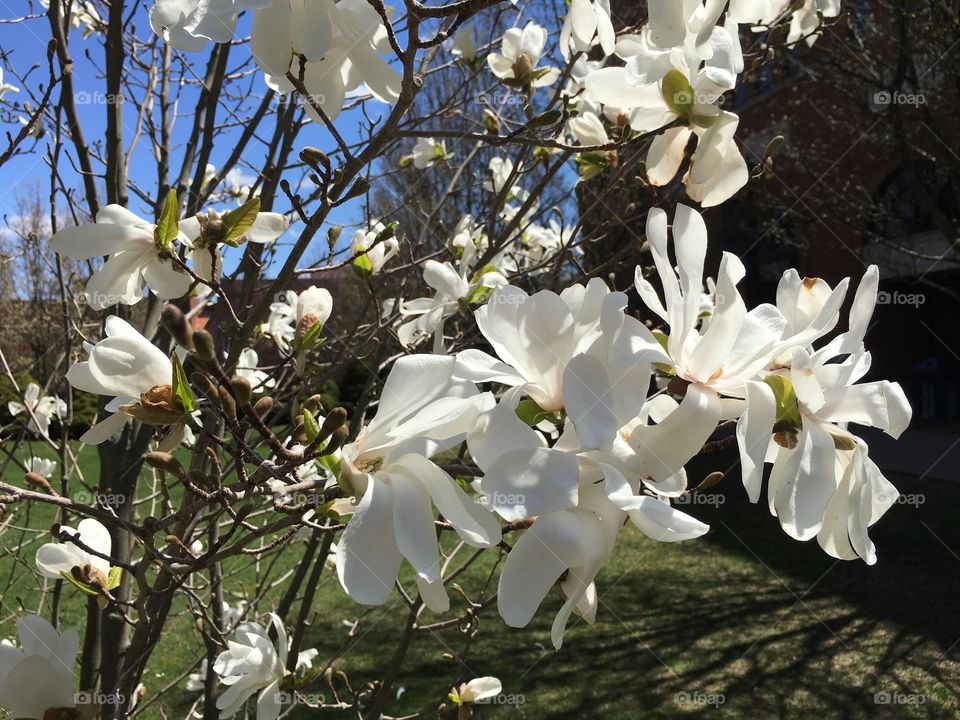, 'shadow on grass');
295,448,960,720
